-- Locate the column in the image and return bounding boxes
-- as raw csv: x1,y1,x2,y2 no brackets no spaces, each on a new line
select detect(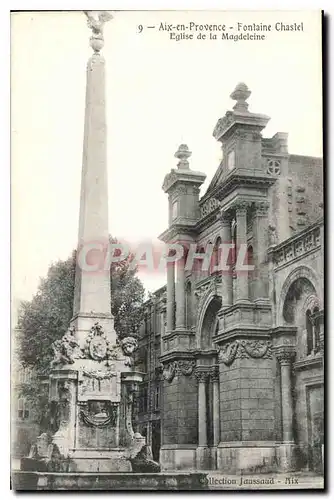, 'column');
196,371,208,447
276,347,295,442
235,202,250,303
220,211,233,308
211,368,220,446
166,262,175,332
253,201,270,301
175,256,186,329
